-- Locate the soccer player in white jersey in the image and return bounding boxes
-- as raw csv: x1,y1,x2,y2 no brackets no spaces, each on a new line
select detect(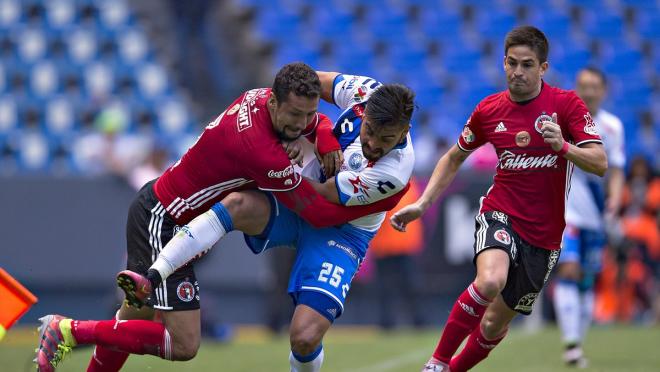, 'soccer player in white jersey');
553,67,625,367
117,71,416,372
